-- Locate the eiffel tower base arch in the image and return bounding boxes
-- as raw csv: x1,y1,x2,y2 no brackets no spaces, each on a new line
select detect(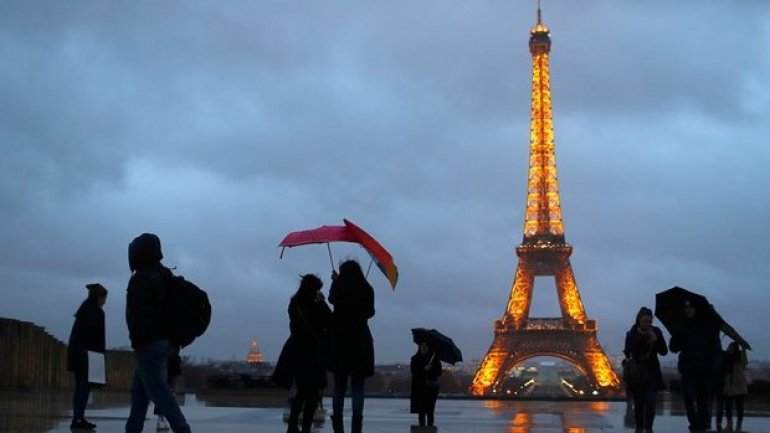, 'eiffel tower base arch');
471,319,621,396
